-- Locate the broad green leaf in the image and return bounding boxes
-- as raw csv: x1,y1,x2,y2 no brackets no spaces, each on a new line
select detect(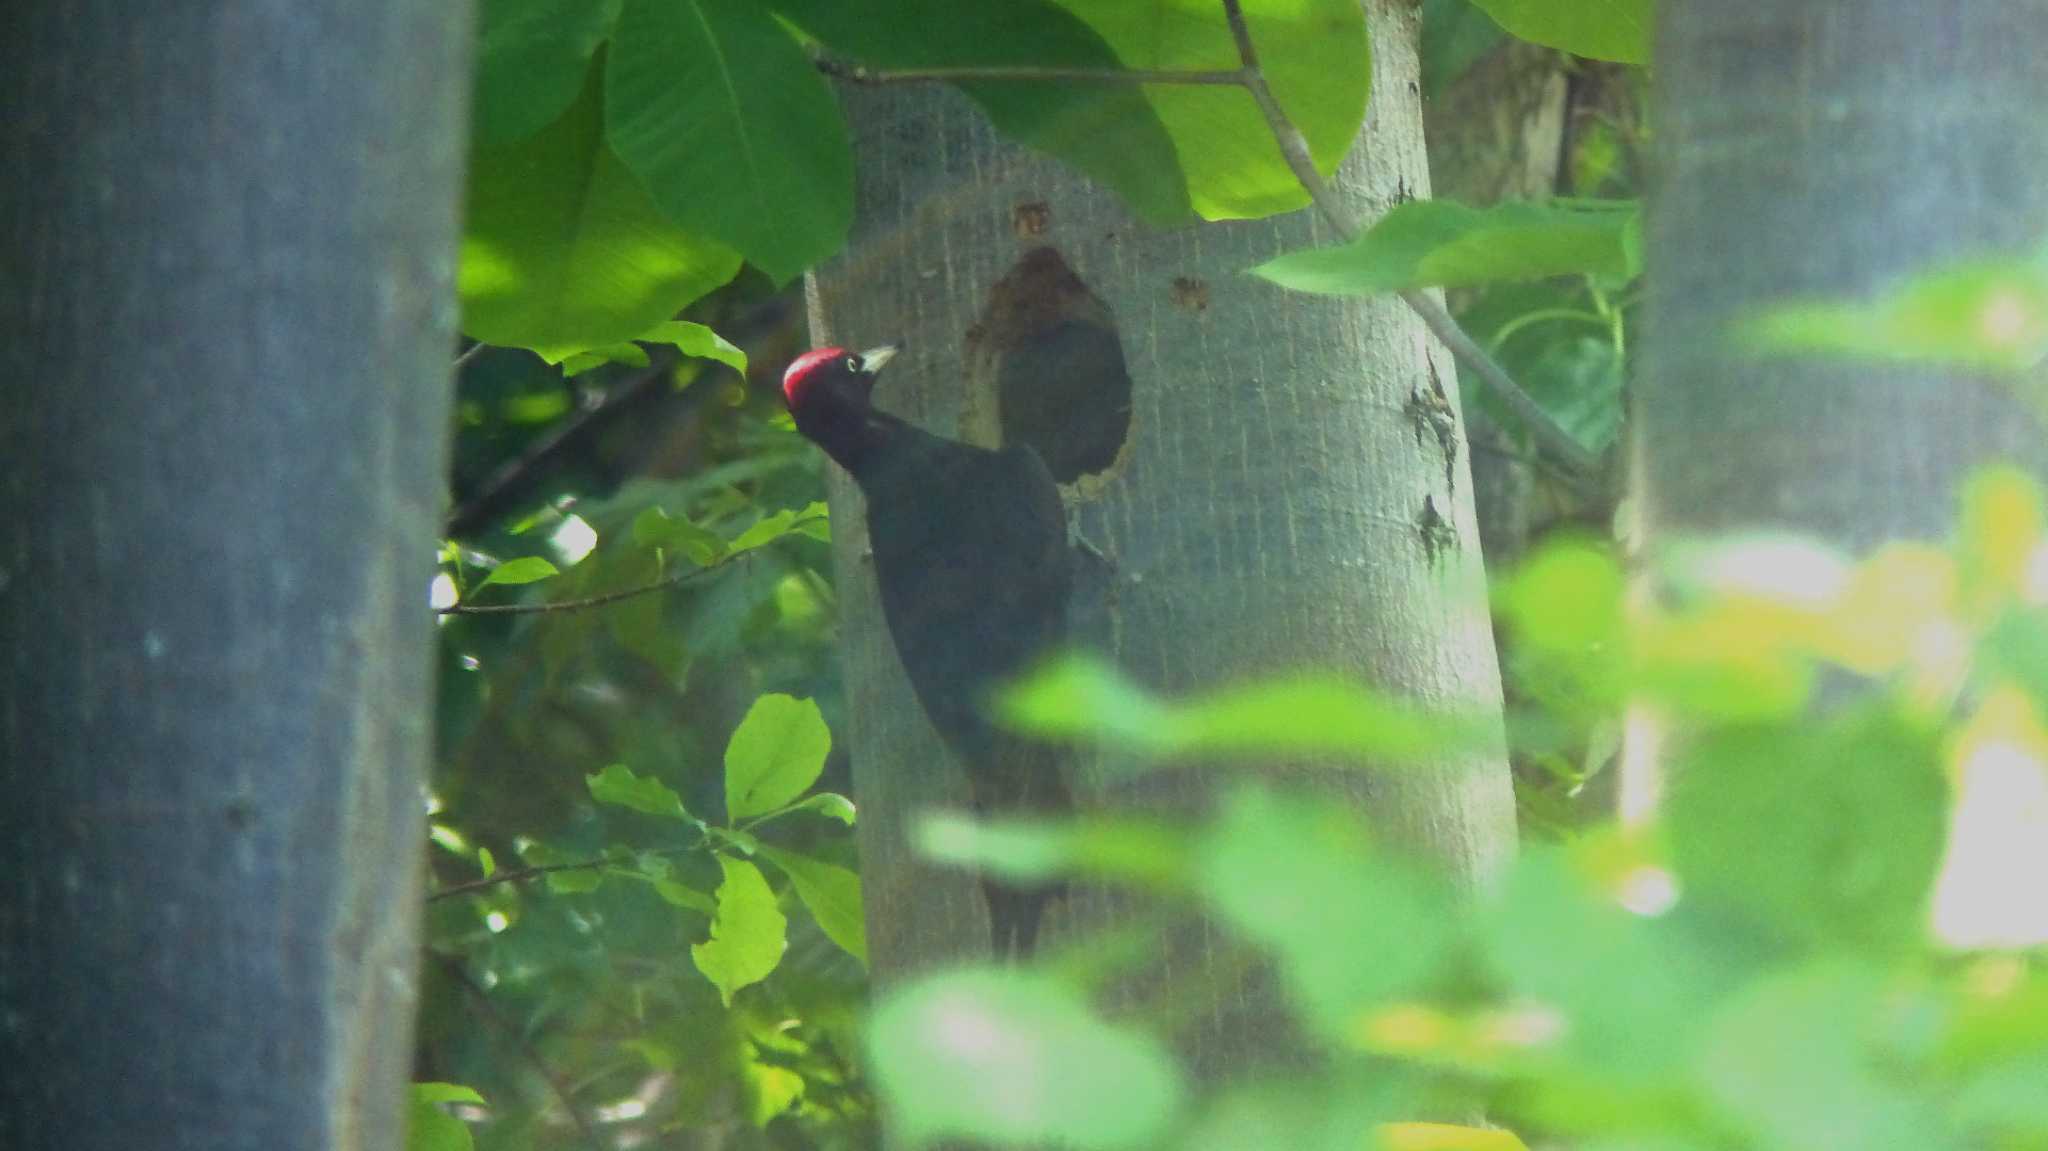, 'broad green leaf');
409,1083,486,1151
771,0,1193,225
1668,709,1947,953
606,0,852,283
729,503,830,553
1742,257,2048,373
1056,0,1371,219
743,1054,806,1127
1699,963,1945,1151
1422,0,1508,97
461,59,743,362
781,792,856,826
640,320,749,374
651,878,716,913
917,811,1189,888
473,0,623,143
477,556,560,588
558,343,649,376
725,694,832,820
1198,787,1447,1034
758,845,867,965
586,762,691,821
1255,199,1639,295
997,653,1490,762
867,968,1185,1149
1182,1079,1395,1151
1468,0,1648,64
690,855,788,1004
1377,1123,1530,1151
476,847,495,878
630,506,727,566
